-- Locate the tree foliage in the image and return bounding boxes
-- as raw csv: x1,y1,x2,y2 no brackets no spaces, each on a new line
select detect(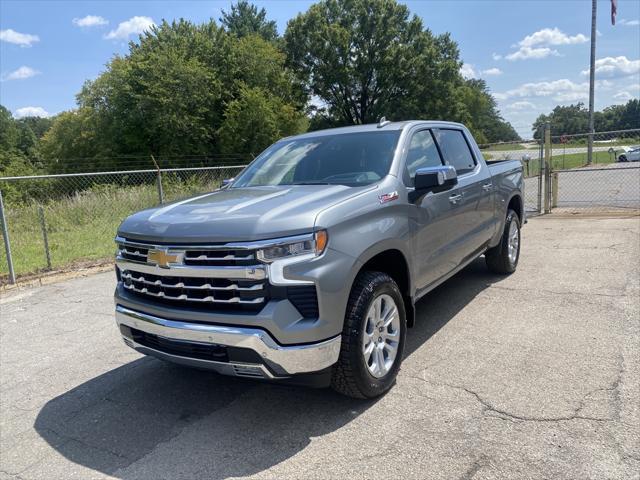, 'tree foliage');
284,0,518,142
219,0,278,42
533,100,639,138
7,0,526,179
40,18,306,172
